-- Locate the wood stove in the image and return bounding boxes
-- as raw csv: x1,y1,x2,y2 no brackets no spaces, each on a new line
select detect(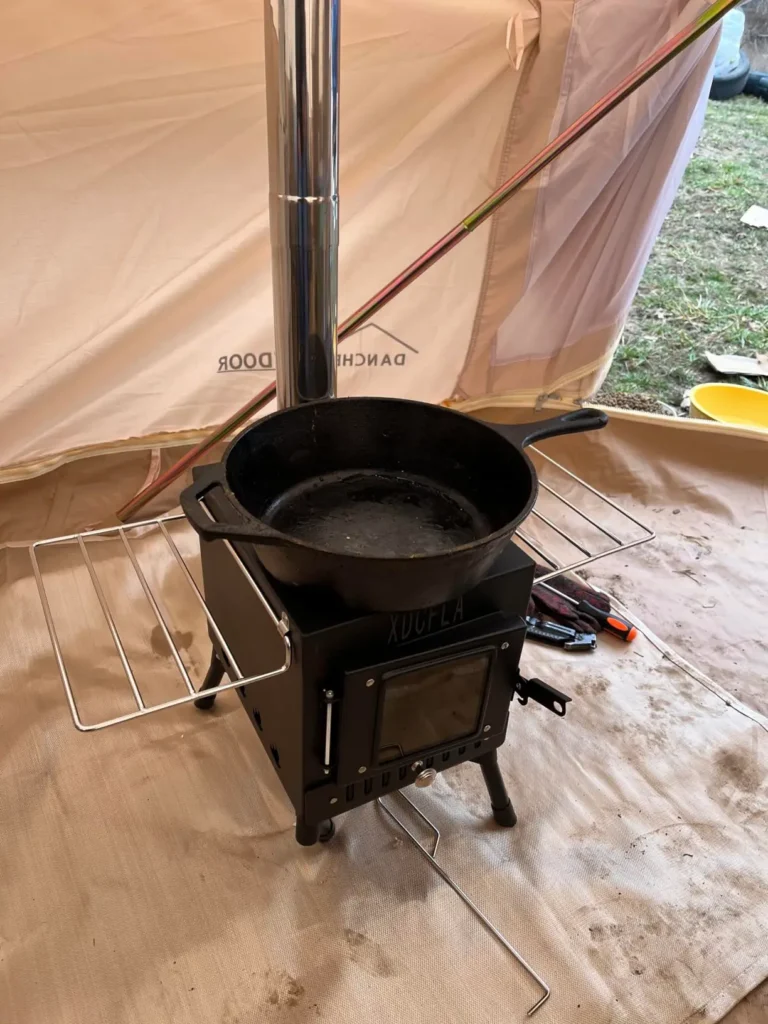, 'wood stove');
193,479,571,845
